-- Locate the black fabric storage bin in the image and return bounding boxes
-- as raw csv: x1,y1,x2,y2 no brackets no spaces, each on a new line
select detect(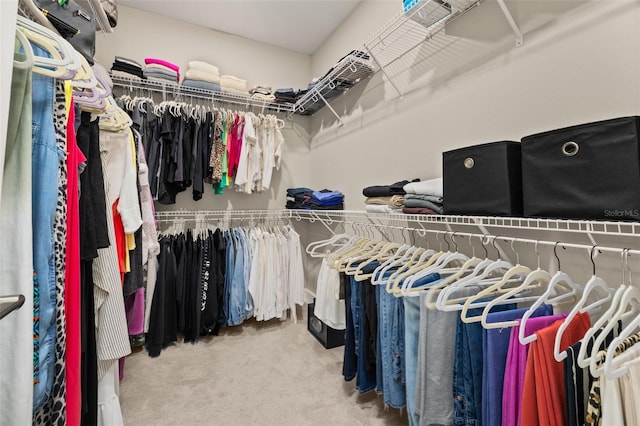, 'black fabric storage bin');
307,300,345,349
443,141,523,216
521,116,640,221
